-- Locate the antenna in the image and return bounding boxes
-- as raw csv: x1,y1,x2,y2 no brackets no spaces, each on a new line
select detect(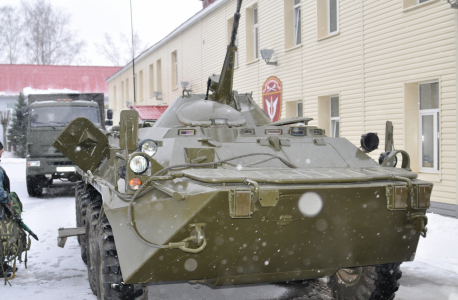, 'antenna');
130,0,136,106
